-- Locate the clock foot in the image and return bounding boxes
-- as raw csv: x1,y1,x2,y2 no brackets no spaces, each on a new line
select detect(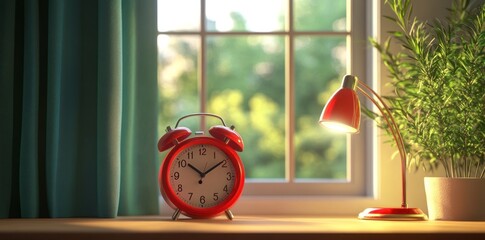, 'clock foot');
224,209,234,220
172,209,181,221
